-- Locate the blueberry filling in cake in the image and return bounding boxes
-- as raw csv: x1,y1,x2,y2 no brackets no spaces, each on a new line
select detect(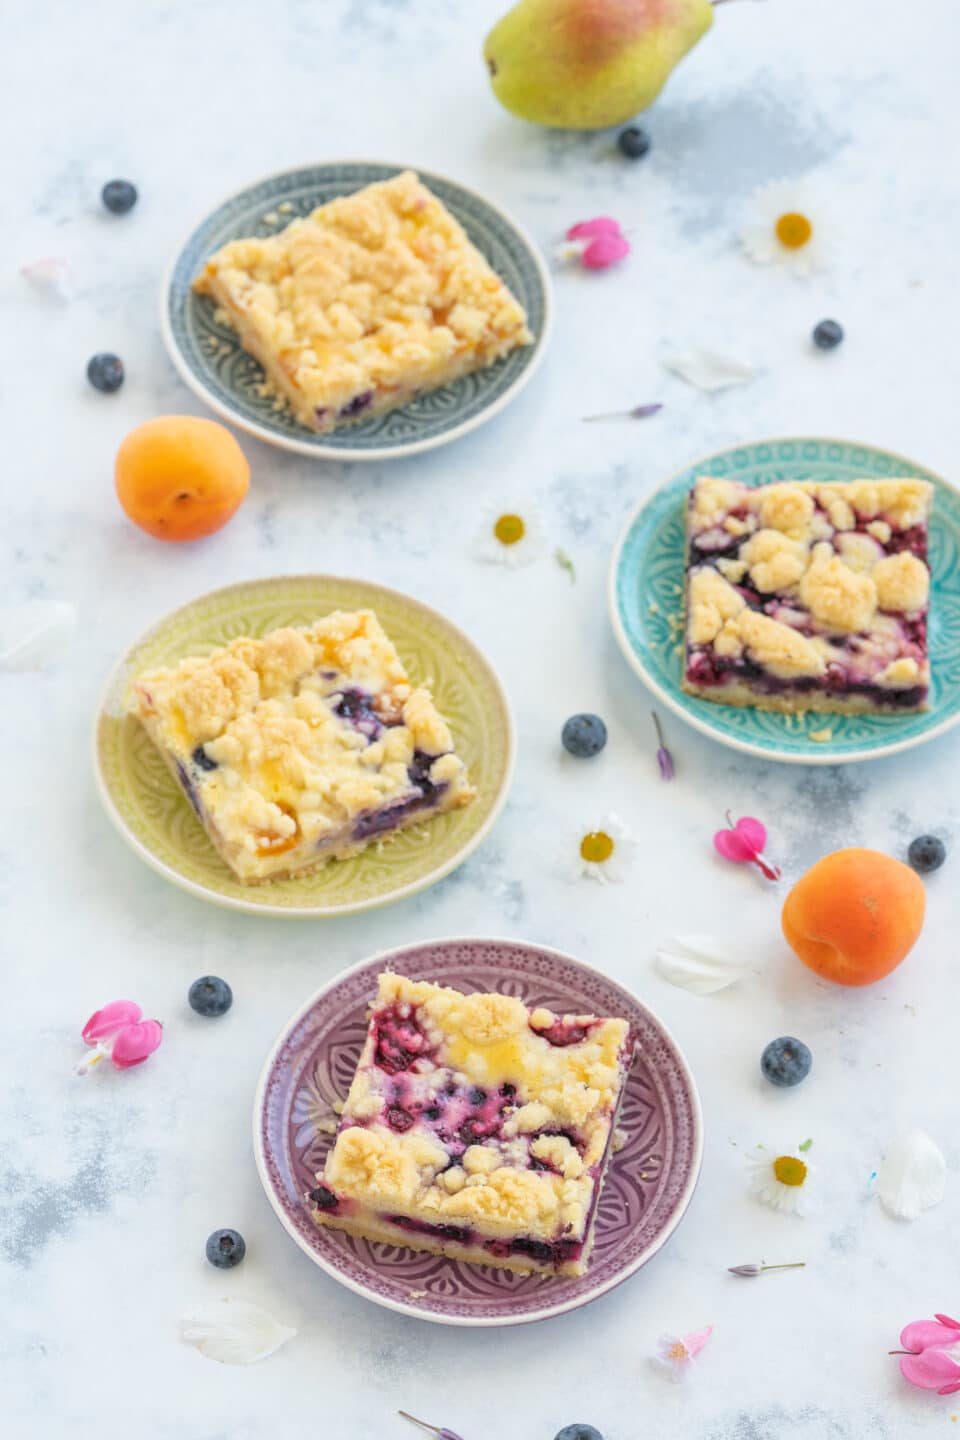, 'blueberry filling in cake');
129,610,474,883
307,974,635,1278
683,477,933,715
193,170,533,436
